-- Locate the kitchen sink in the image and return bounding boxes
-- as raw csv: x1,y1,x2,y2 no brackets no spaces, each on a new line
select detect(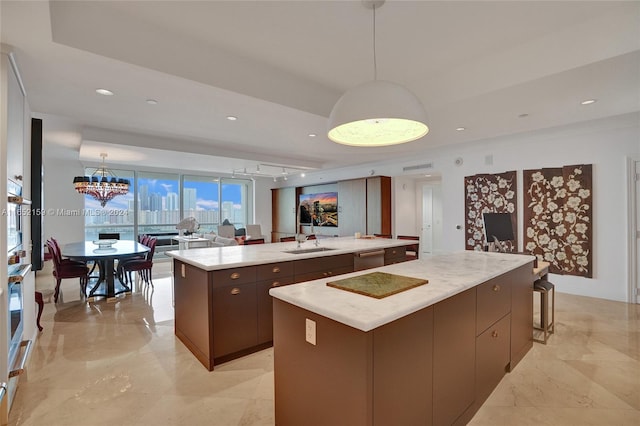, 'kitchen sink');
283,247,336,254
